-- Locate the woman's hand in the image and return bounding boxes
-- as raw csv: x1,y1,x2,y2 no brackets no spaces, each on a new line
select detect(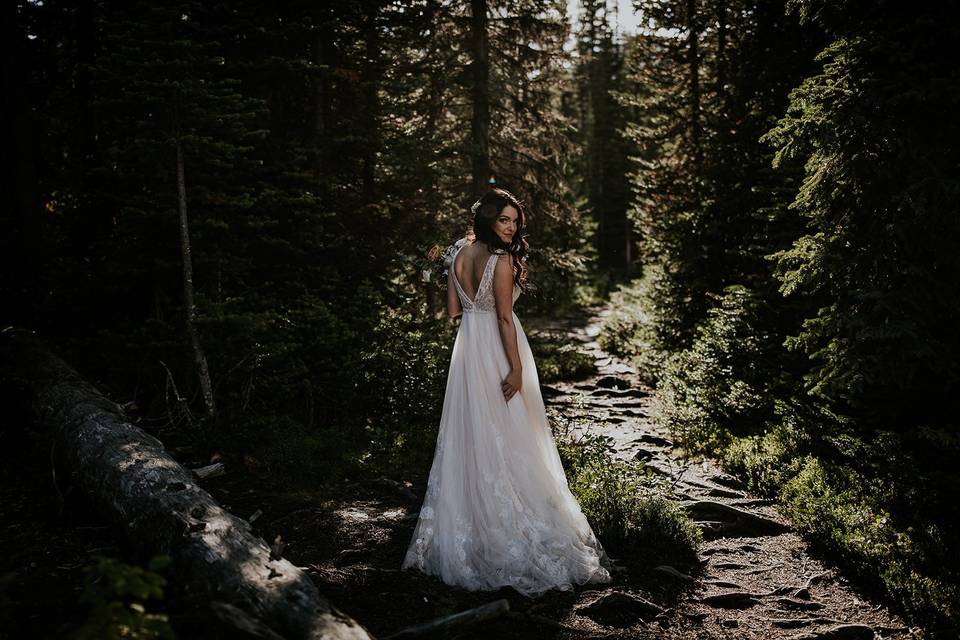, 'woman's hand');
502,368,522,402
